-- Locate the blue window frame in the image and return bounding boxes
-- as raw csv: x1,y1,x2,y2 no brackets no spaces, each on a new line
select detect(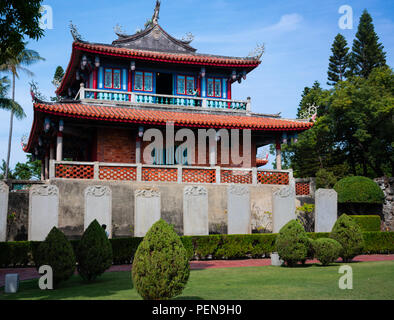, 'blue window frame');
177,75,195,96
134,71,153,92
104,68,122,89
